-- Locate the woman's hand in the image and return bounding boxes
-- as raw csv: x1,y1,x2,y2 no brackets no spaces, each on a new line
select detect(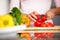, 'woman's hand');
46,7,60,18
46,10,55,19
28,11,39,22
